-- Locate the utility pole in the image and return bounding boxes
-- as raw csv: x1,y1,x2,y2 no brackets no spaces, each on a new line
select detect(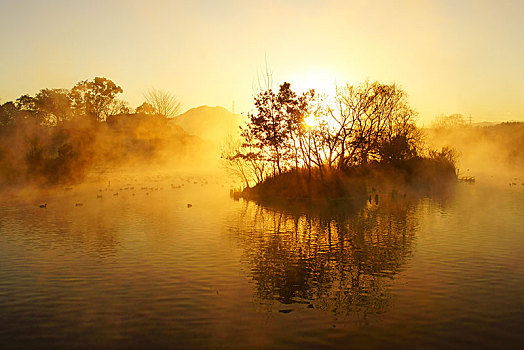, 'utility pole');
469,113,472,125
